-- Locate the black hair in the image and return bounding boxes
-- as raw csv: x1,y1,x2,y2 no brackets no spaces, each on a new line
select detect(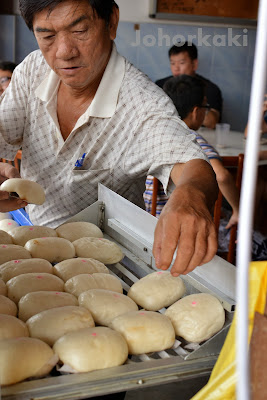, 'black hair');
168,41,198,61
163,74,206,120
19,0,119,31
0,61,17,73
